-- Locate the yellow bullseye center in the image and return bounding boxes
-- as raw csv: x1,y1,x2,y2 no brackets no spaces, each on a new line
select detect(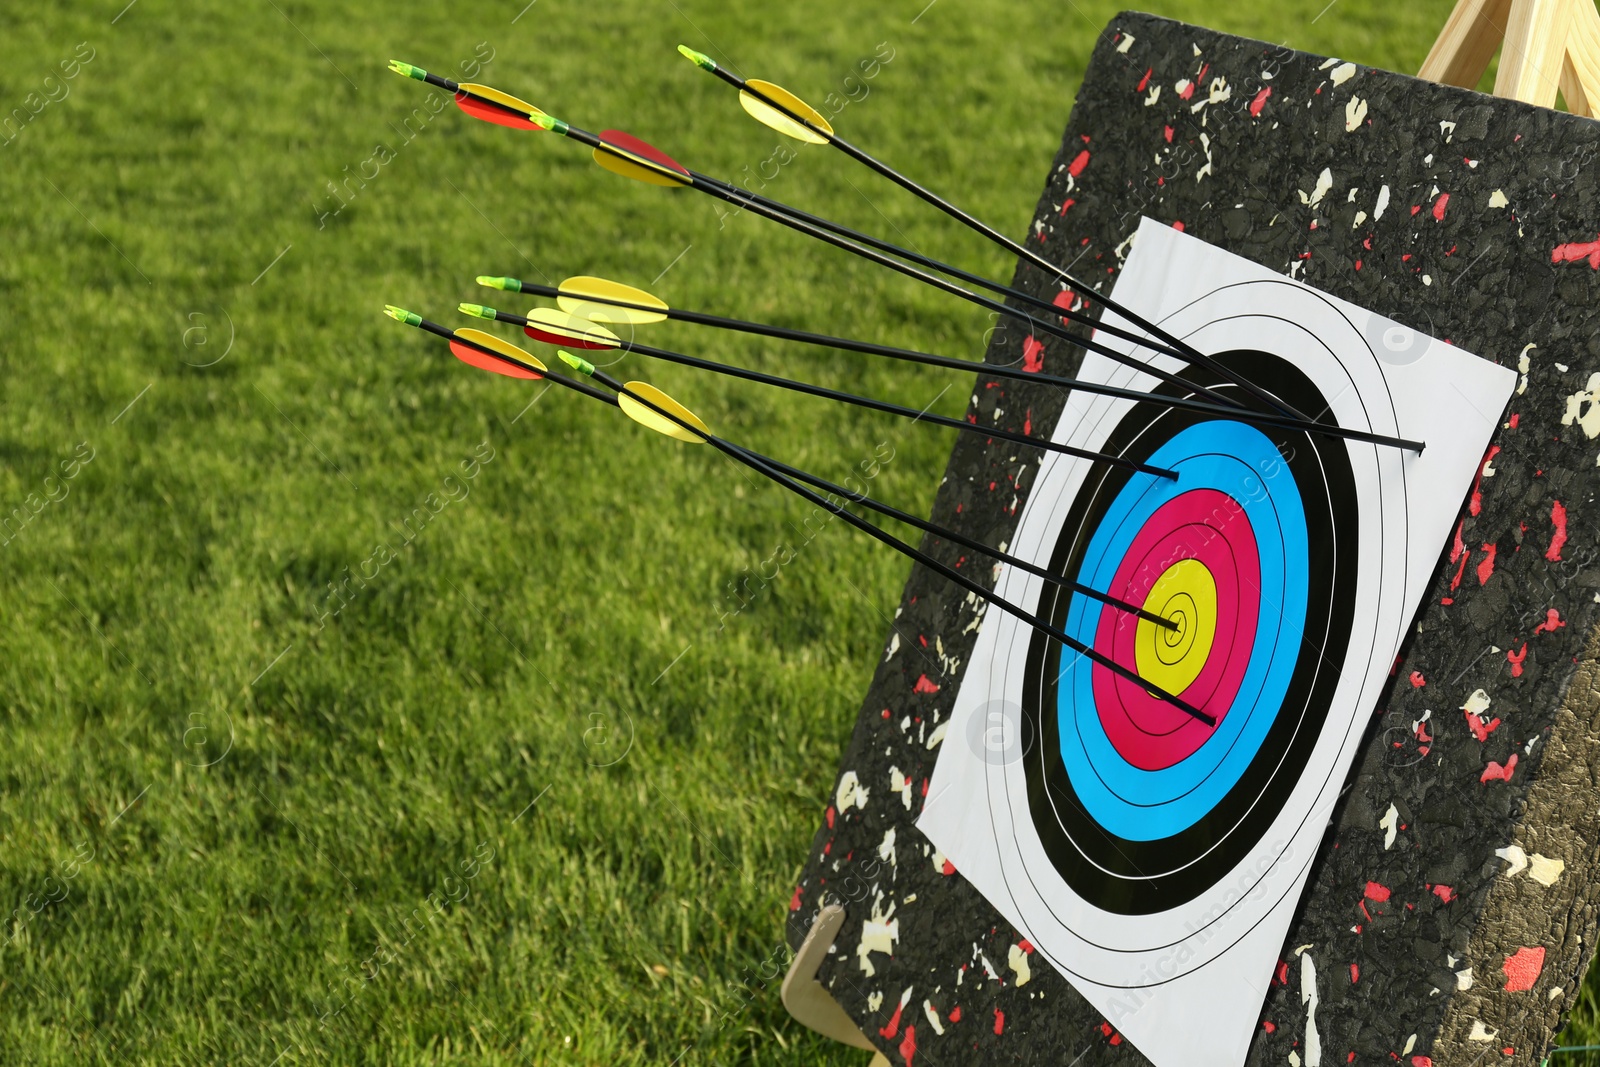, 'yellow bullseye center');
1135,559,1218,697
